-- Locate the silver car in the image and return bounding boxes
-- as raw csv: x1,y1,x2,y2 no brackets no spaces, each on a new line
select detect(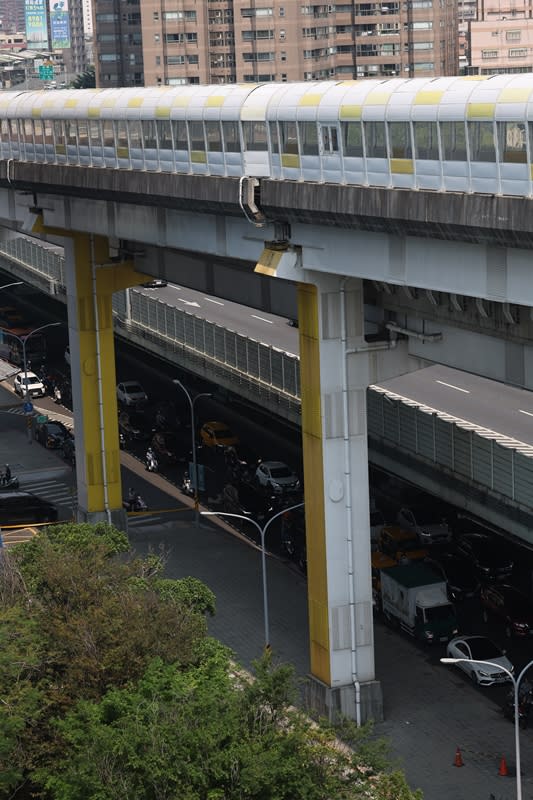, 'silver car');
116,381,148,407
